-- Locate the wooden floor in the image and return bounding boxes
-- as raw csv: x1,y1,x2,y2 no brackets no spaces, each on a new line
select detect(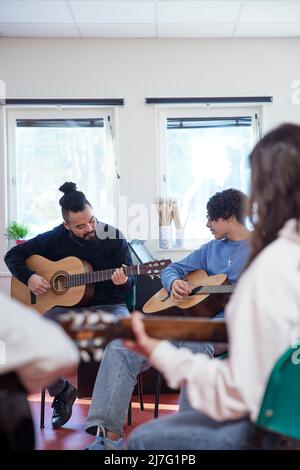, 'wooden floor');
28,391,179,450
